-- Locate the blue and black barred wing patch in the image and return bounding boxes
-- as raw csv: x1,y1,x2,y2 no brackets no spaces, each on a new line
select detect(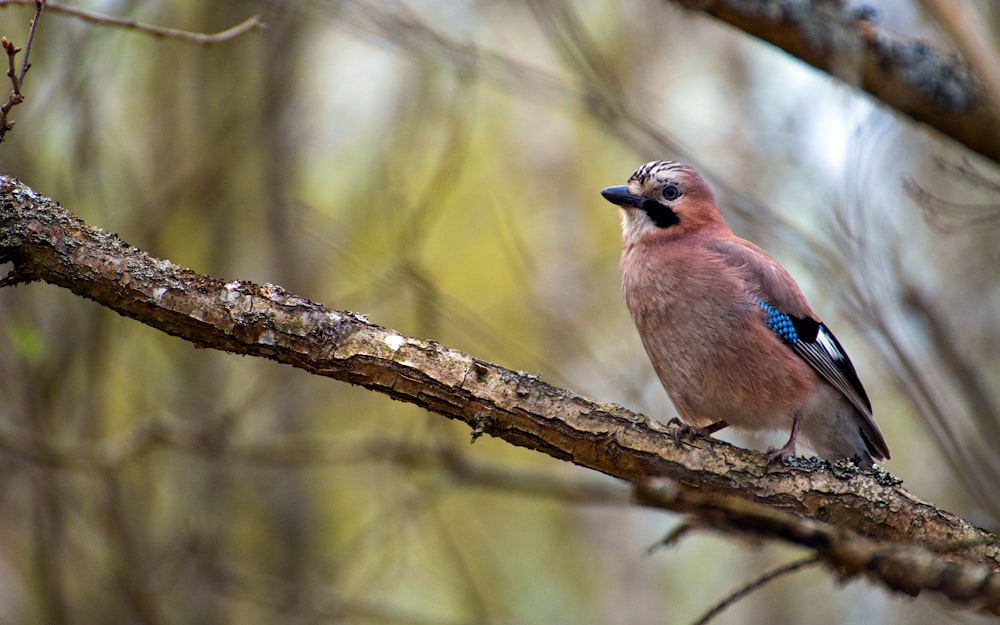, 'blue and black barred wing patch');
755,297,800,344
754,297,889,460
